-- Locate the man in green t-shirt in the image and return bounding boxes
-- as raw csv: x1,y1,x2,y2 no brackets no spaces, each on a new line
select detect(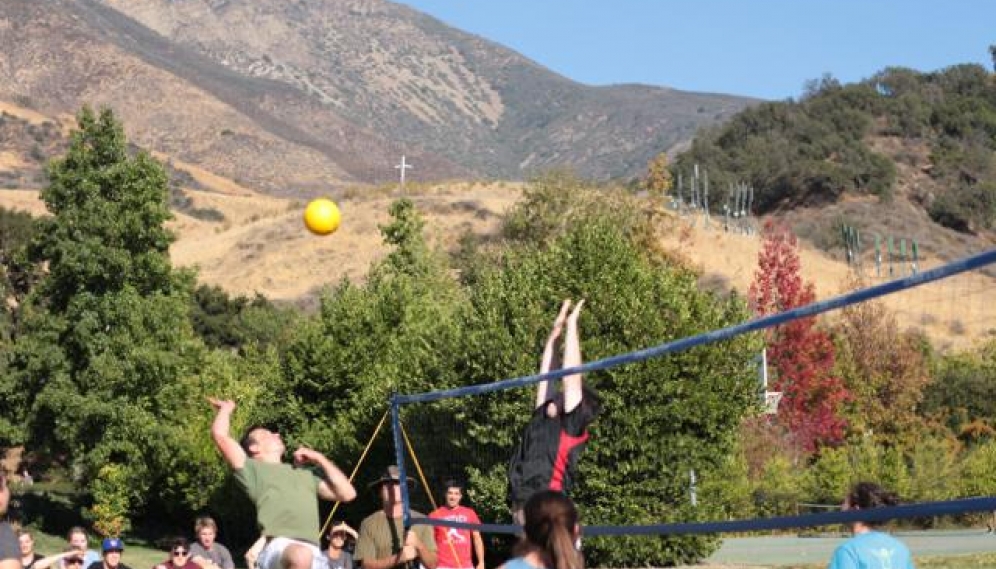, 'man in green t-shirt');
209,398,357,569
354,466,436,569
